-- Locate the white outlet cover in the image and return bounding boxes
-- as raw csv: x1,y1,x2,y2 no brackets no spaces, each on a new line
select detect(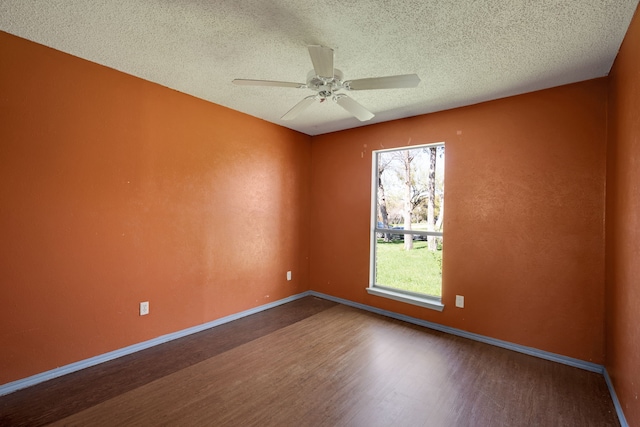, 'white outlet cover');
455,295,464,308
286,271,292,281
140,301,149,315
